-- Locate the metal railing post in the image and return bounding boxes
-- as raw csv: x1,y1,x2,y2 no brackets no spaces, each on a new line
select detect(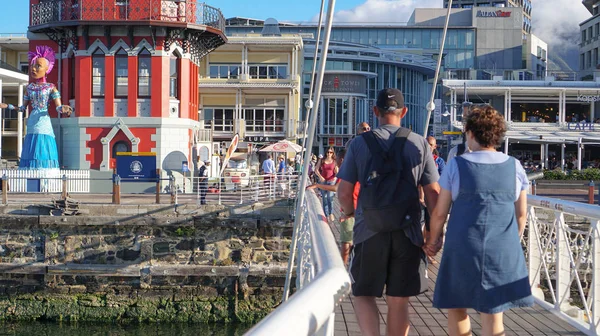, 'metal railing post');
589,180,595,204
155,168,161,204
61,174,67,199
112,174,121,205
218,178,222,205
169,175,176,204
1,174,7,205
